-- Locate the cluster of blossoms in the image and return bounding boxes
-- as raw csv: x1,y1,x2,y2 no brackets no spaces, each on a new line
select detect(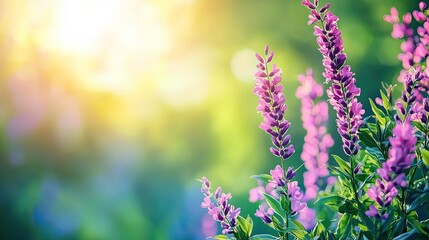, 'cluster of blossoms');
302,0,364,156
254,45,294,159
200,177,241,235
384,3,429,99
199,1,429,239
296,69,334,199
395,68,427,122
253,48,307,224
366,121,417,219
